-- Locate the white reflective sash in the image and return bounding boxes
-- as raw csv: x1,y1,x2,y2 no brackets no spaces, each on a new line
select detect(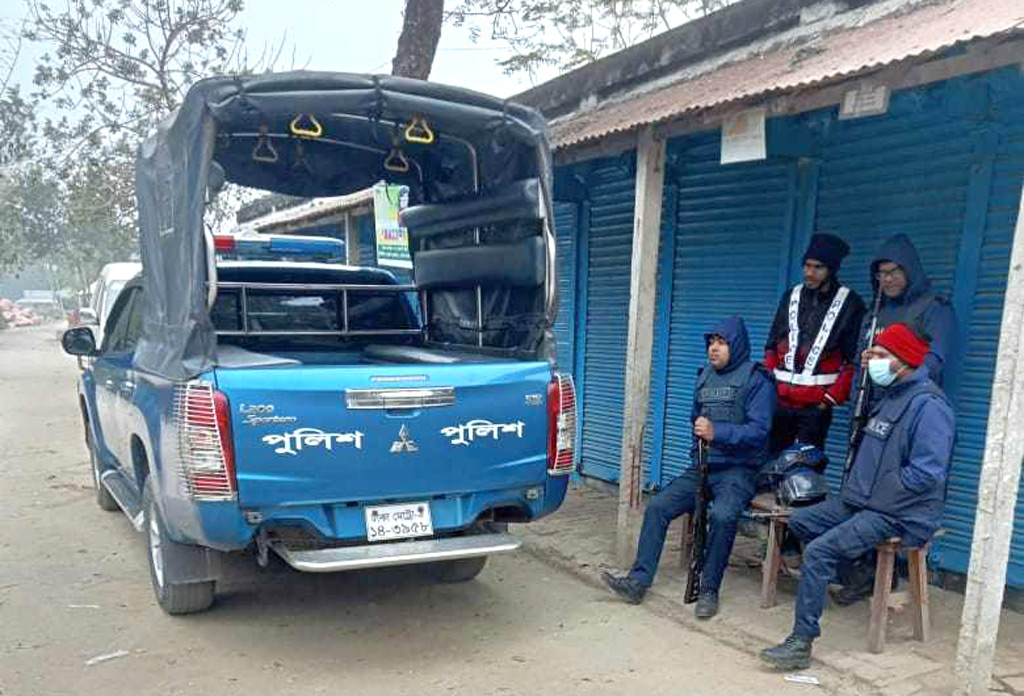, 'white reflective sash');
781,284,851,380
784,285,801,371
804,286,850,375
773,369,840,386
